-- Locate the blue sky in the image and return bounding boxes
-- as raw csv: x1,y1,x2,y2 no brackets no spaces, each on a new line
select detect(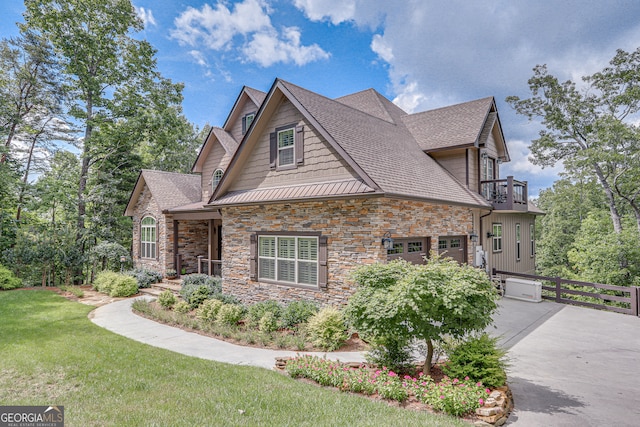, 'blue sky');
2,0,640,197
